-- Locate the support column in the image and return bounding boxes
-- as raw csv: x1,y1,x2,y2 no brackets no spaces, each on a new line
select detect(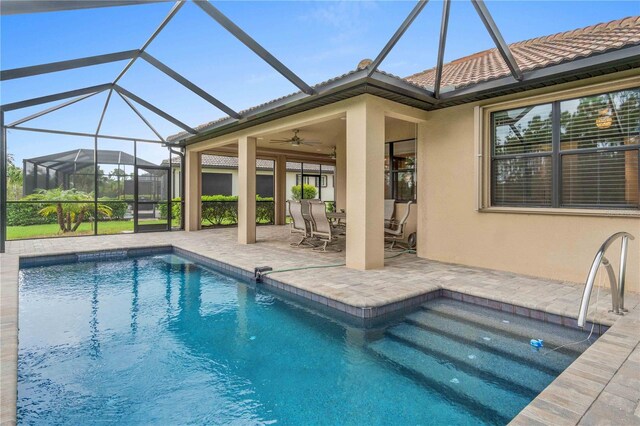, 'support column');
184,149,201,231
416,121,428,258
346,97,385,270
238,136,256,244
274,154,287,225
335,133,346,211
